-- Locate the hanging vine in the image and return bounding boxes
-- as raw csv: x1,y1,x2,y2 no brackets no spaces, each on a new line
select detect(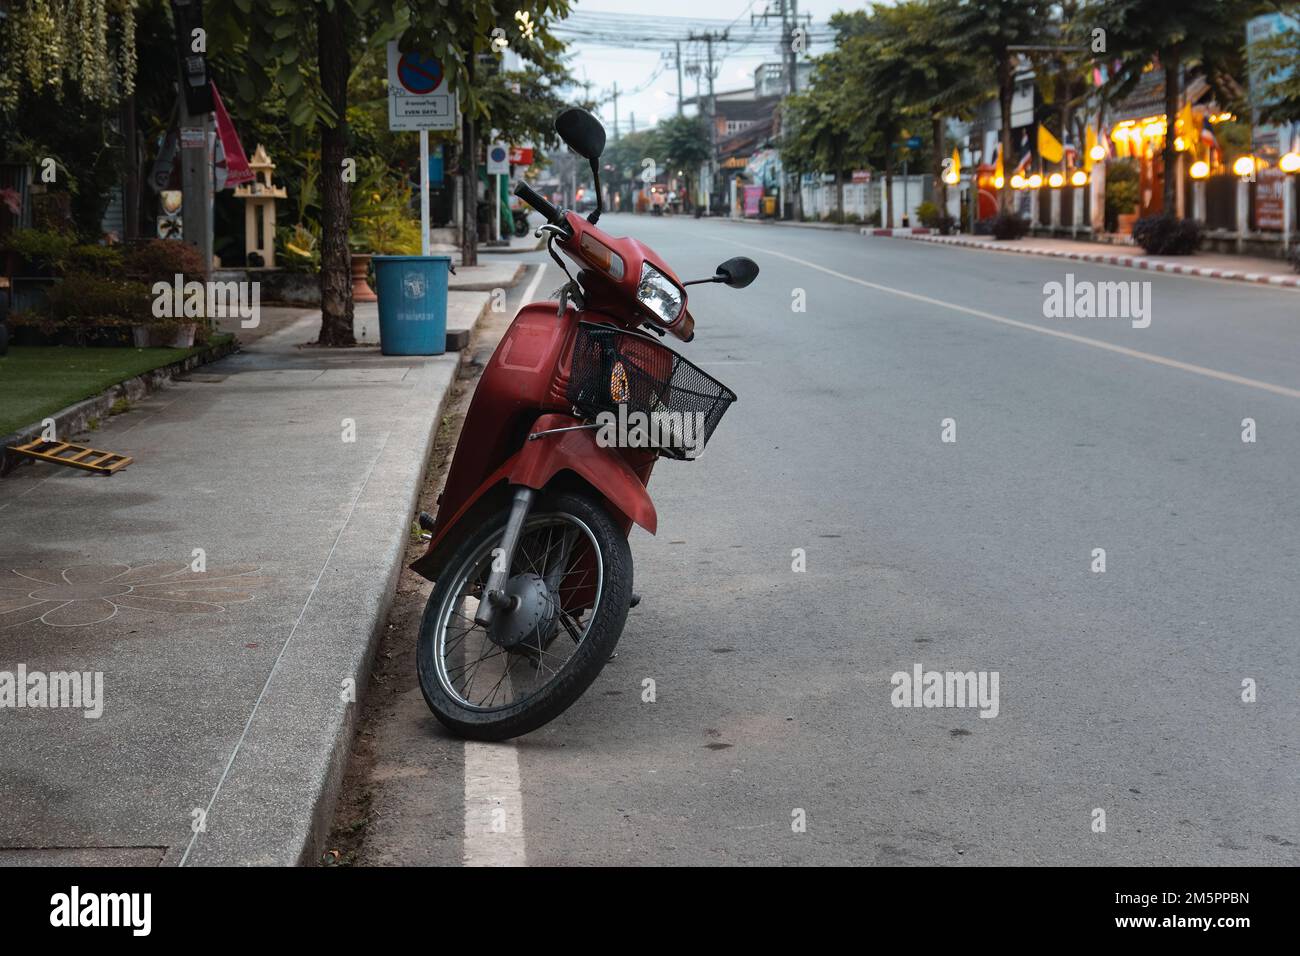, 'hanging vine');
0,0,138,113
